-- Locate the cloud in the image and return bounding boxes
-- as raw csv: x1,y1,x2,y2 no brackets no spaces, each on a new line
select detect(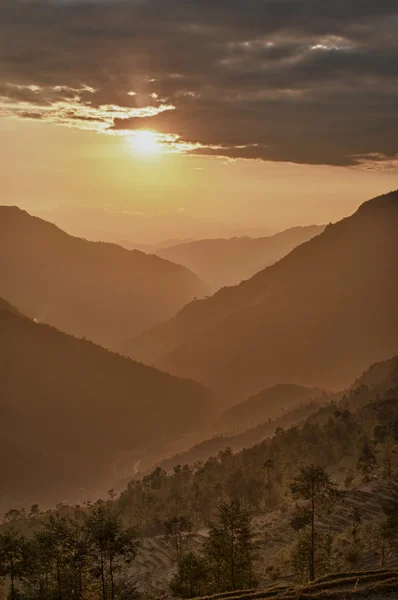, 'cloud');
1,0,397,167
